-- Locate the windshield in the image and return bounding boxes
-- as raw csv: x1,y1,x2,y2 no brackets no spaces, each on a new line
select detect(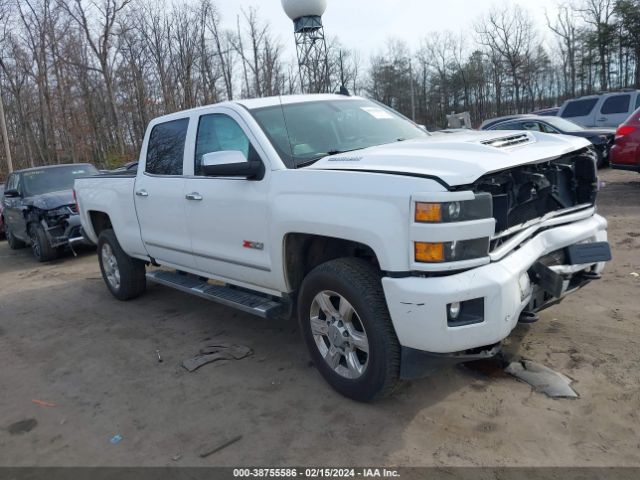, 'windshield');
250,99,429,168
544,117,584,132
22,165,98,196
